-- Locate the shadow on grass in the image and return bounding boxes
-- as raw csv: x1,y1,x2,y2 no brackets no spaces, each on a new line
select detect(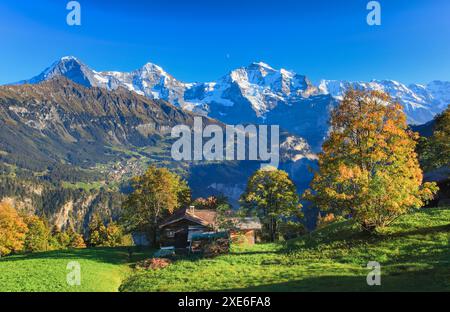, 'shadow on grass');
218,268,450,292
285,221,450,252
0,246,155,266
383,224,450,238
